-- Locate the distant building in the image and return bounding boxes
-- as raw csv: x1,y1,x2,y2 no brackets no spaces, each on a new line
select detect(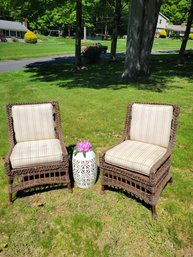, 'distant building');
166,24,193,37
155,13,193,38
0,20,28,41
156,13,169,33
